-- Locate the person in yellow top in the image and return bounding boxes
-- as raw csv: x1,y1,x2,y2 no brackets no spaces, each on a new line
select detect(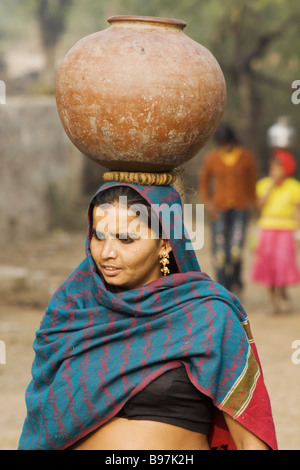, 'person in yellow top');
251,149,300,313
